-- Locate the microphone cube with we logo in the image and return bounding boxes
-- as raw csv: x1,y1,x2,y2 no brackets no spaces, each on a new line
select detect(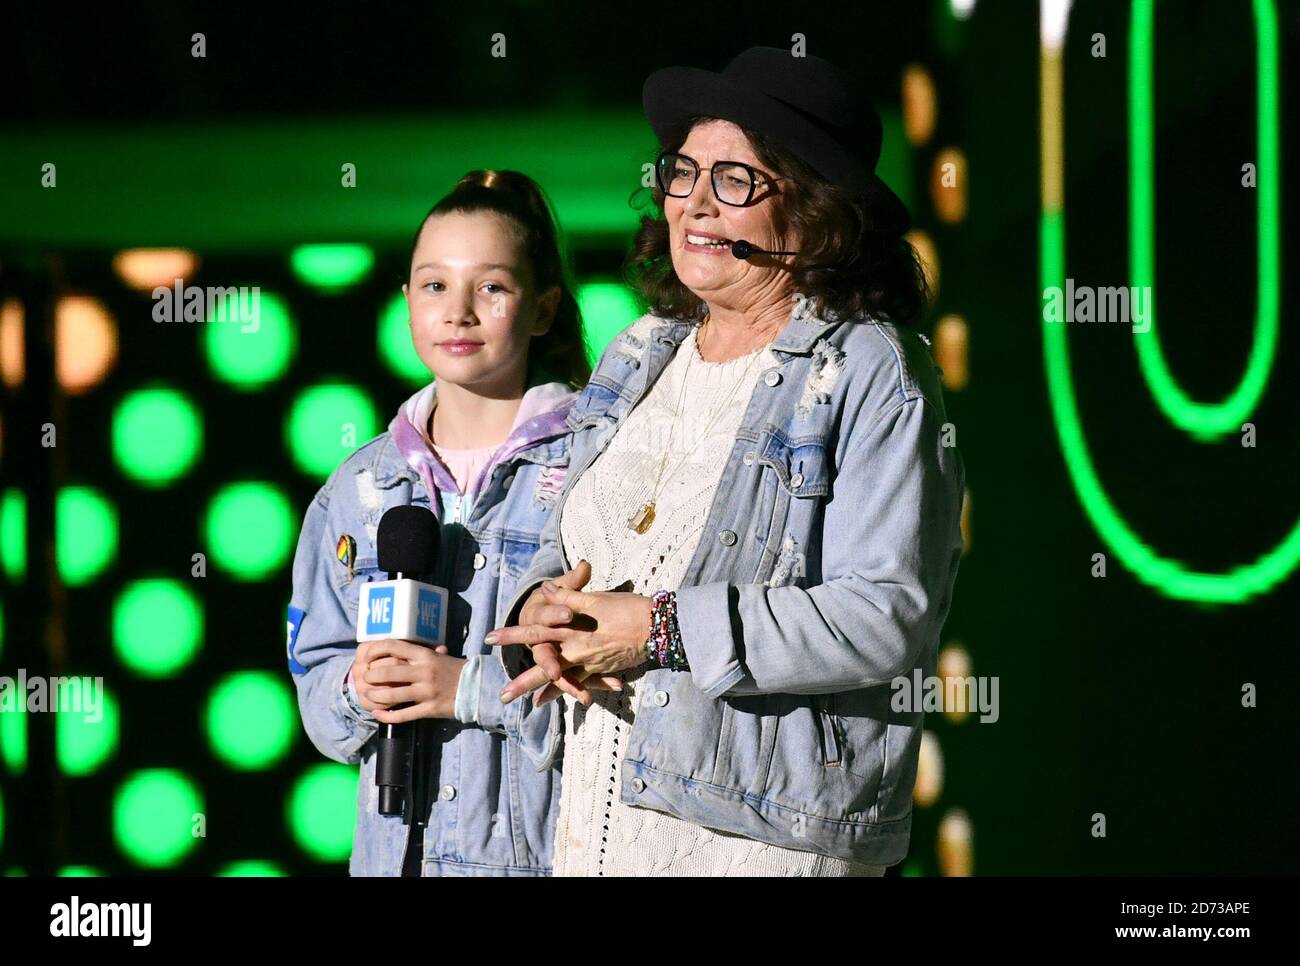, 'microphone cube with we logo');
355,578,448,647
